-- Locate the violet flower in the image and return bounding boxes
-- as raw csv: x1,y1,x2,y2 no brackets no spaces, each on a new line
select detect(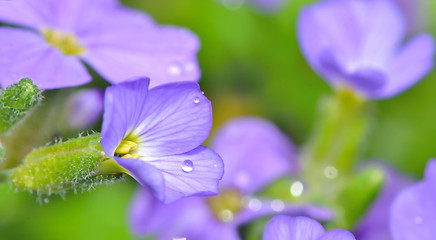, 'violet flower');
390,159,436,240
0,0,200,89
354,162,411,240
101,77,223,203
128,117,333,239
263,215,356,240
297,0,434,99
66,88,104,130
